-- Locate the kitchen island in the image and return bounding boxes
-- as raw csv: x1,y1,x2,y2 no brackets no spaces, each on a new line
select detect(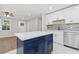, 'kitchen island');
15,31,53,54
